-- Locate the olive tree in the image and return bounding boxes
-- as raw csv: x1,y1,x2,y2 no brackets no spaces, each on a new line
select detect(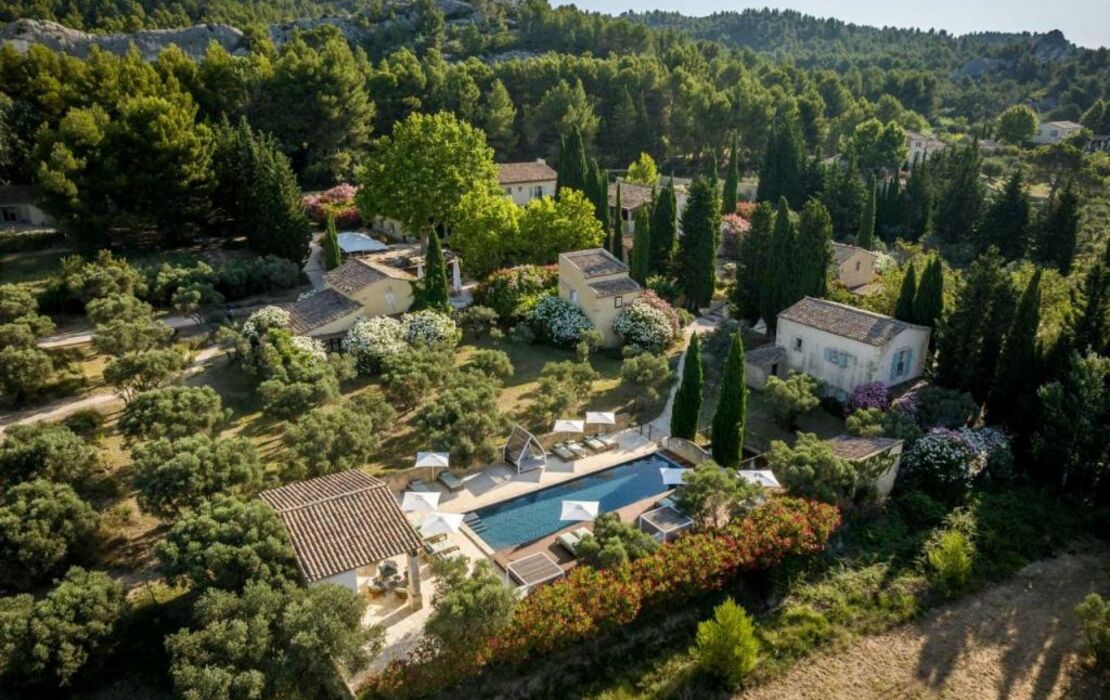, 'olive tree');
118,385,226,441
282,398,395,479
0,479,98,589
131,435,262,518
0,422,99,489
